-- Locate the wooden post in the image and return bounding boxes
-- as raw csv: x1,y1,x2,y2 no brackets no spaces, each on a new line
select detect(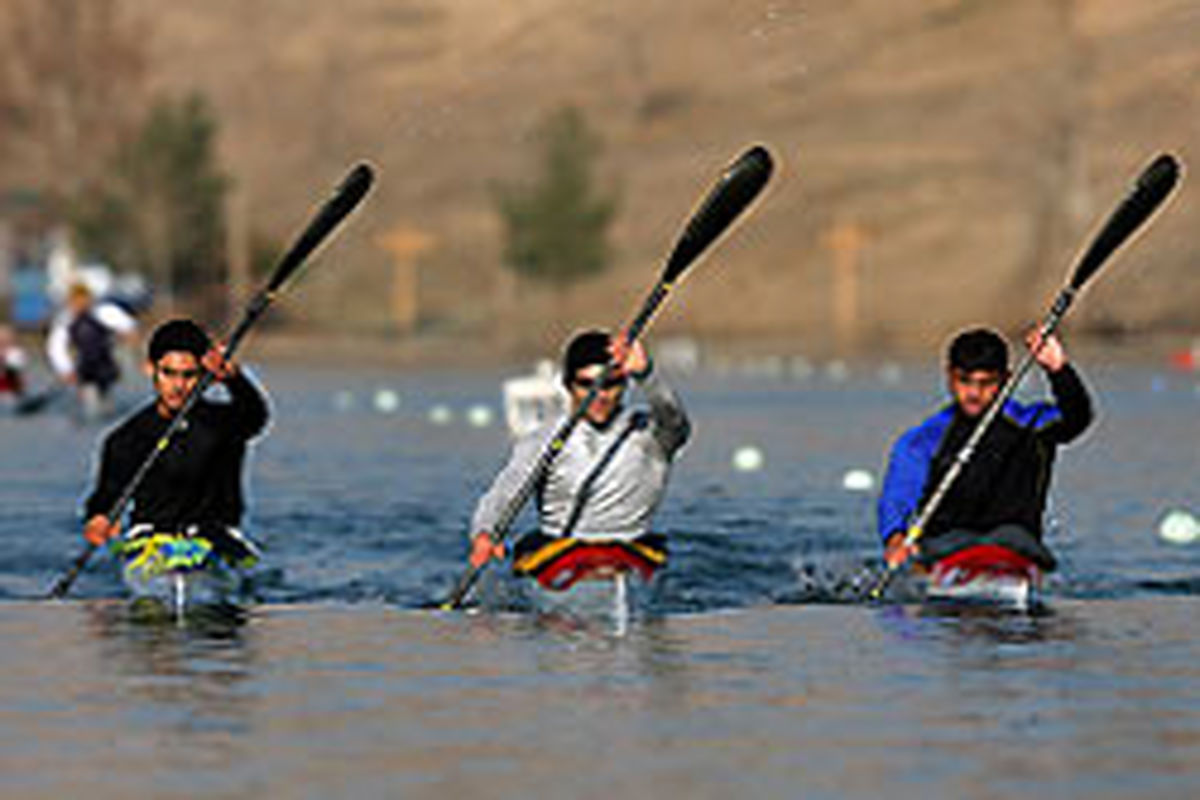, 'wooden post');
825,219,864,355
377,225,435,334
